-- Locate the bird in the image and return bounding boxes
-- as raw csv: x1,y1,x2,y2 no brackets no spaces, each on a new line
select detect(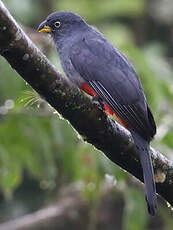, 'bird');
38,11,157,215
